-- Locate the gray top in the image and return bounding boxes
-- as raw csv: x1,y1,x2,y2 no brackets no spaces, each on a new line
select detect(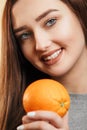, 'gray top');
69,94,87,130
